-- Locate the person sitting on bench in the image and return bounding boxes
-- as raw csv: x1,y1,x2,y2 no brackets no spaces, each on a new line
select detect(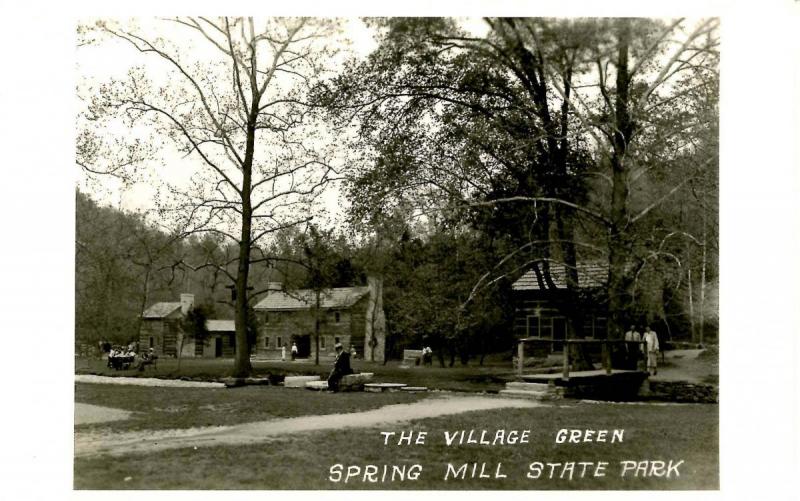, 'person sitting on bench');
137,348,157,371
327,343,353,392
